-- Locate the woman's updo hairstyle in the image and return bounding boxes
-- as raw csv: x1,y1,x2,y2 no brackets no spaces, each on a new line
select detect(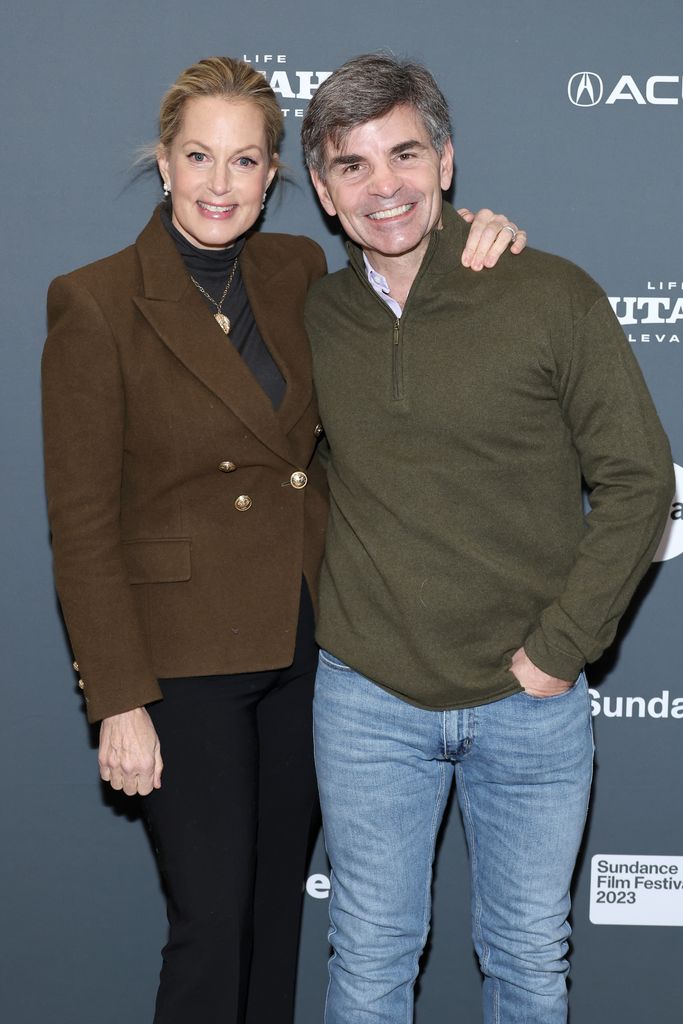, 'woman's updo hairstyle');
158,56,283,168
